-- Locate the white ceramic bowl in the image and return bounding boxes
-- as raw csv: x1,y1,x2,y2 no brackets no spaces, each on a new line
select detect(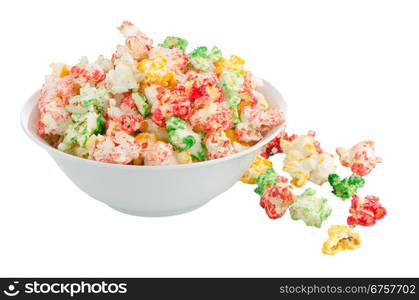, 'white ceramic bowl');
21,80,287,217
